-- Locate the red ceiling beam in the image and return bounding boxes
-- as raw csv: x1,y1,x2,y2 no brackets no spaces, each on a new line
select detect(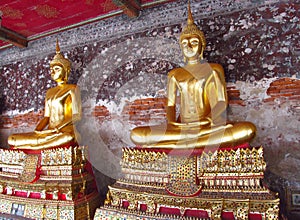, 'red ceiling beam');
0,26,28,48
113,0,141,18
